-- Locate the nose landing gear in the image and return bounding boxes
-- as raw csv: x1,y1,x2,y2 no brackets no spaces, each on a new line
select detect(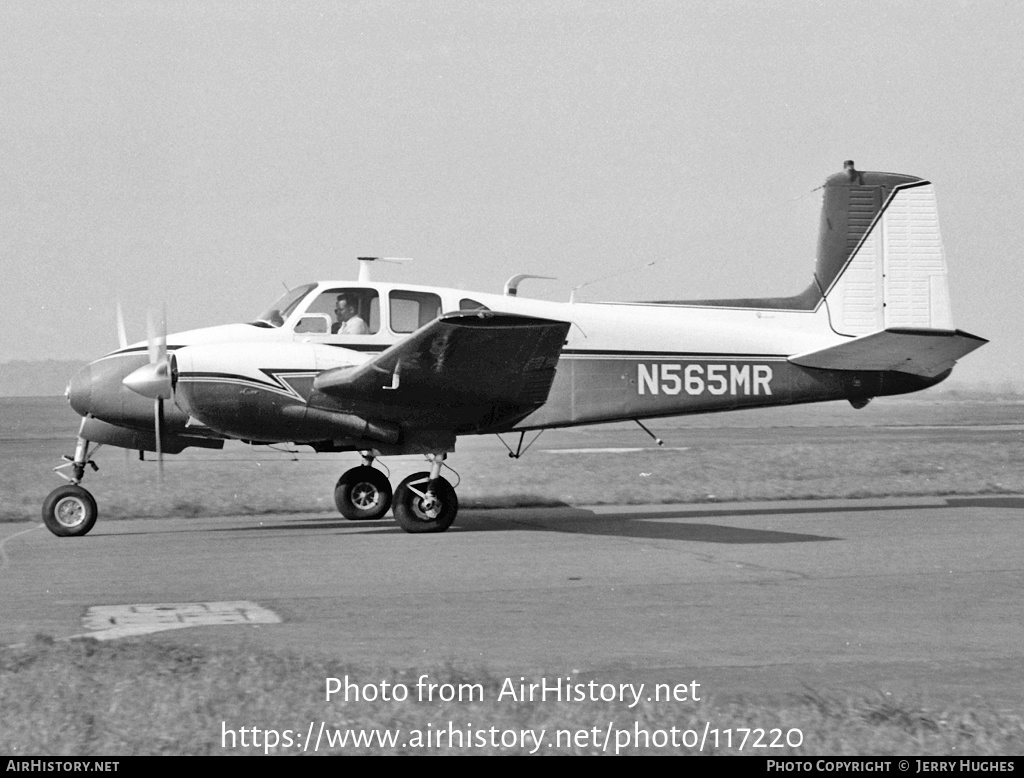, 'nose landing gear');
43,434,101,537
